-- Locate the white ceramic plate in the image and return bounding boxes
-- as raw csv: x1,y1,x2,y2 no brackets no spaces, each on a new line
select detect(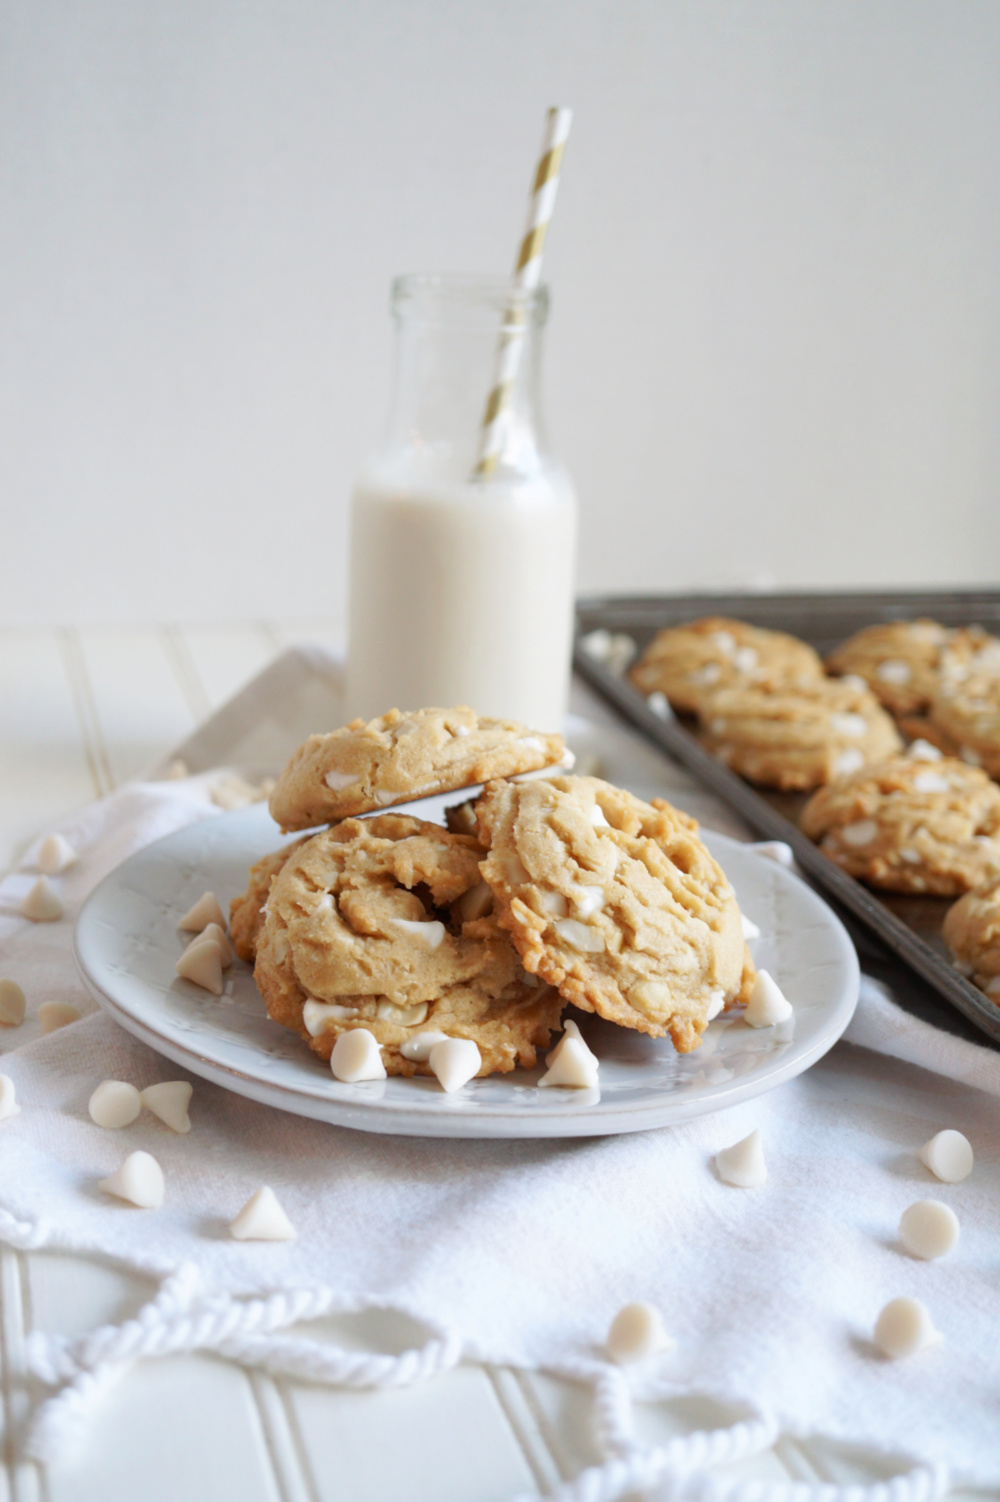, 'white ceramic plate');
74,788,859,1138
